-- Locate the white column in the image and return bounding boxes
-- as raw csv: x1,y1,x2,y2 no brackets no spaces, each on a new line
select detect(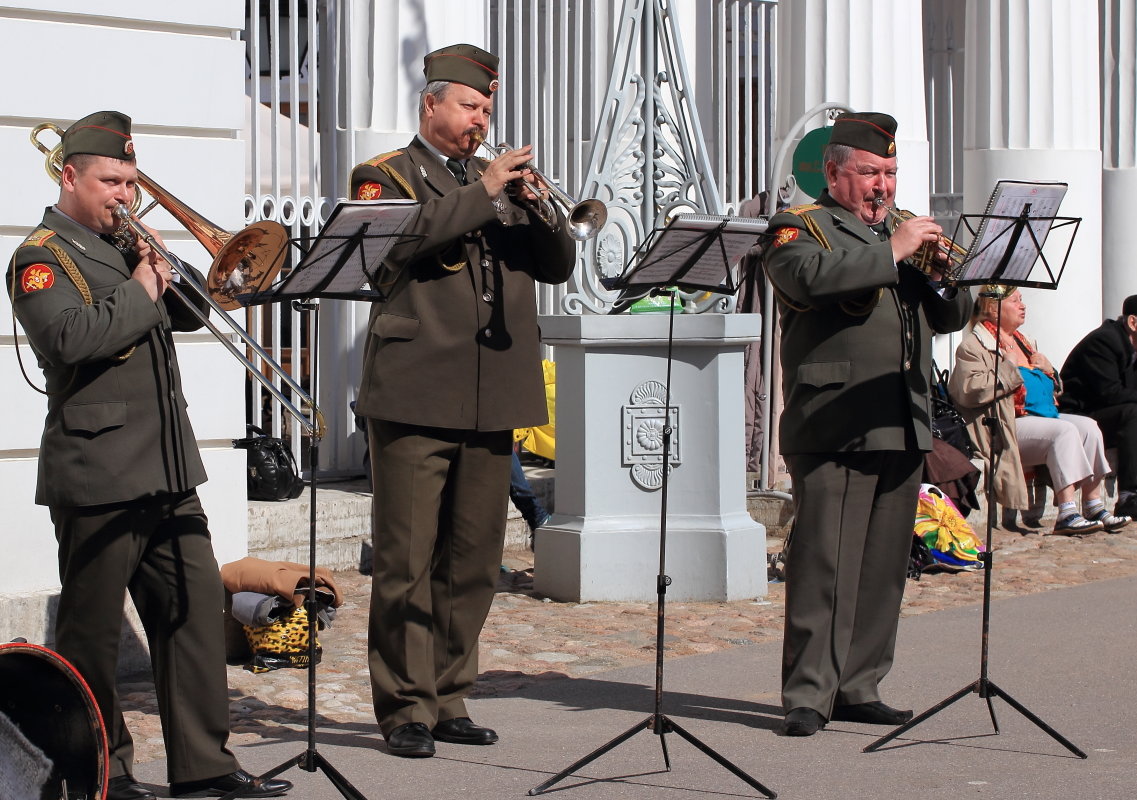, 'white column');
775,0,931,211
963,0,1102,363
1101,0,1137,312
